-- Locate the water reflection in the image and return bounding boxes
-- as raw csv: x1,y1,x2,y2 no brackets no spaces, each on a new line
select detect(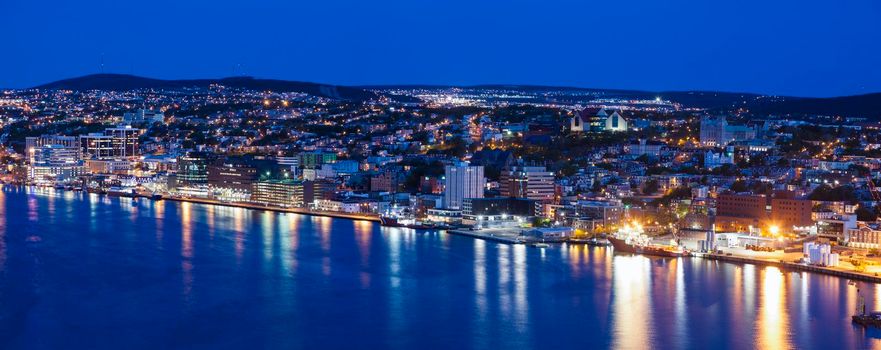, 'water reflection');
233,207,245,260
180,201,193,298
4,187,881,349
354,220,372,288
757,267,792,349
512,245,528,335
674,259,689,349
0,188,5,270
611,256,653,349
